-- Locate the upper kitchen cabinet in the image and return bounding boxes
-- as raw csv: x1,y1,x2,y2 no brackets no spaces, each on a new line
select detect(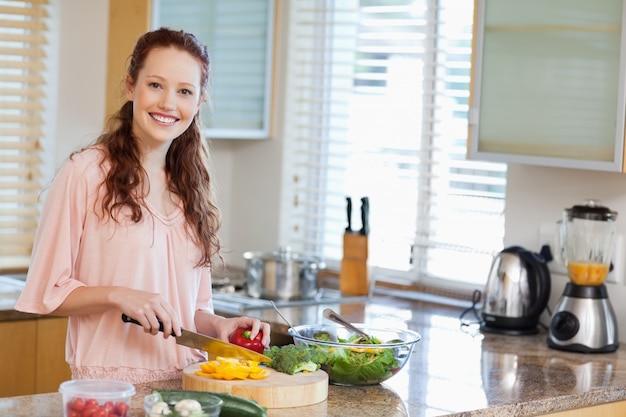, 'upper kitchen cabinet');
152,0,275,140
468,0,626,172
